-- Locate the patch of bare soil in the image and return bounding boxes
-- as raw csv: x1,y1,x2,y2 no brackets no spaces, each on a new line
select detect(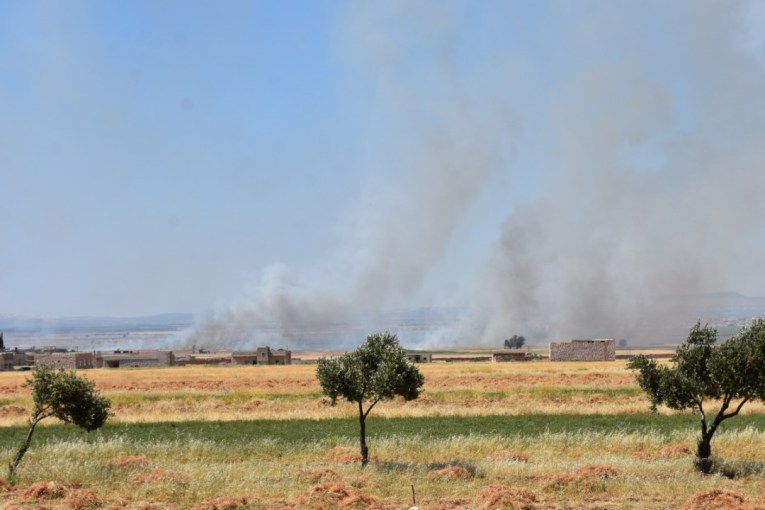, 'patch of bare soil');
21,481,67,501
0,405,26,417
288,481,382,509
475,482,538,510
300,468,340,484
543,464,618,493
192,496,253,510
680,489,763,510
420,499,472,510
62,489,105,510
427,465,473,480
